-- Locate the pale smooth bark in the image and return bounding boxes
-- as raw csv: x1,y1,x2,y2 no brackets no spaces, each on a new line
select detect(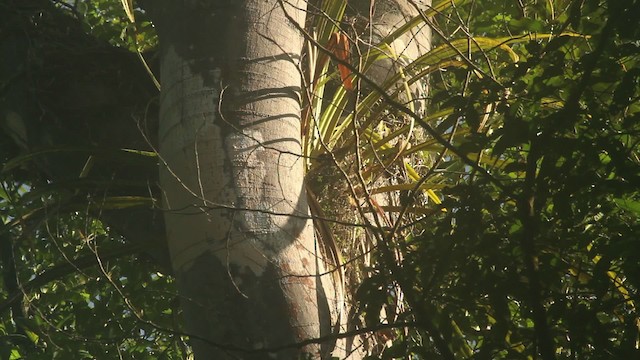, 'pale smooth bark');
150,1,342,358
354,0,432,113
147,0,432,358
